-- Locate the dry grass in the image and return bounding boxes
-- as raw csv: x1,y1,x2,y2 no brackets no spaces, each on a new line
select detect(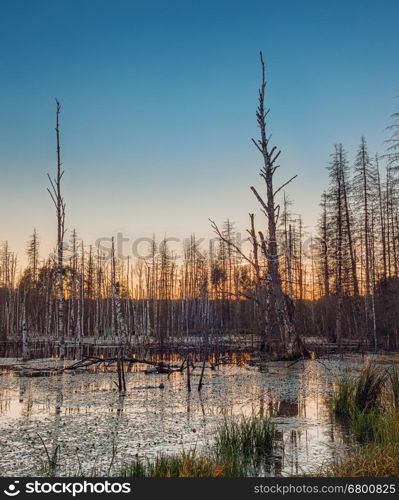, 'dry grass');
120,450,229,478
325,444,399,477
